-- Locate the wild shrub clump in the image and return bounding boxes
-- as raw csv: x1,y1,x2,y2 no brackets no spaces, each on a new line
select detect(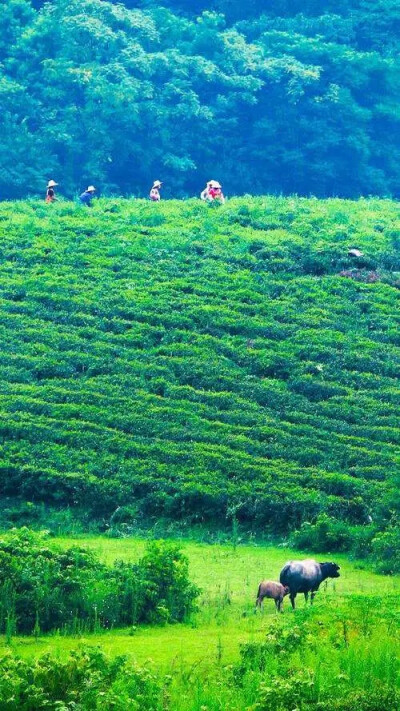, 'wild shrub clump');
0,529,199,634
0,646,165,711
290,514,377,556
370,525,400,574
290,515,400,573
